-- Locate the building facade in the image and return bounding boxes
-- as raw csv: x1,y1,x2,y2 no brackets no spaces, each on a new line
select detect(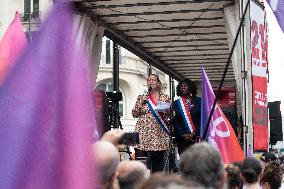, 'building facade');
0,0,52,39
96,37,169,131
